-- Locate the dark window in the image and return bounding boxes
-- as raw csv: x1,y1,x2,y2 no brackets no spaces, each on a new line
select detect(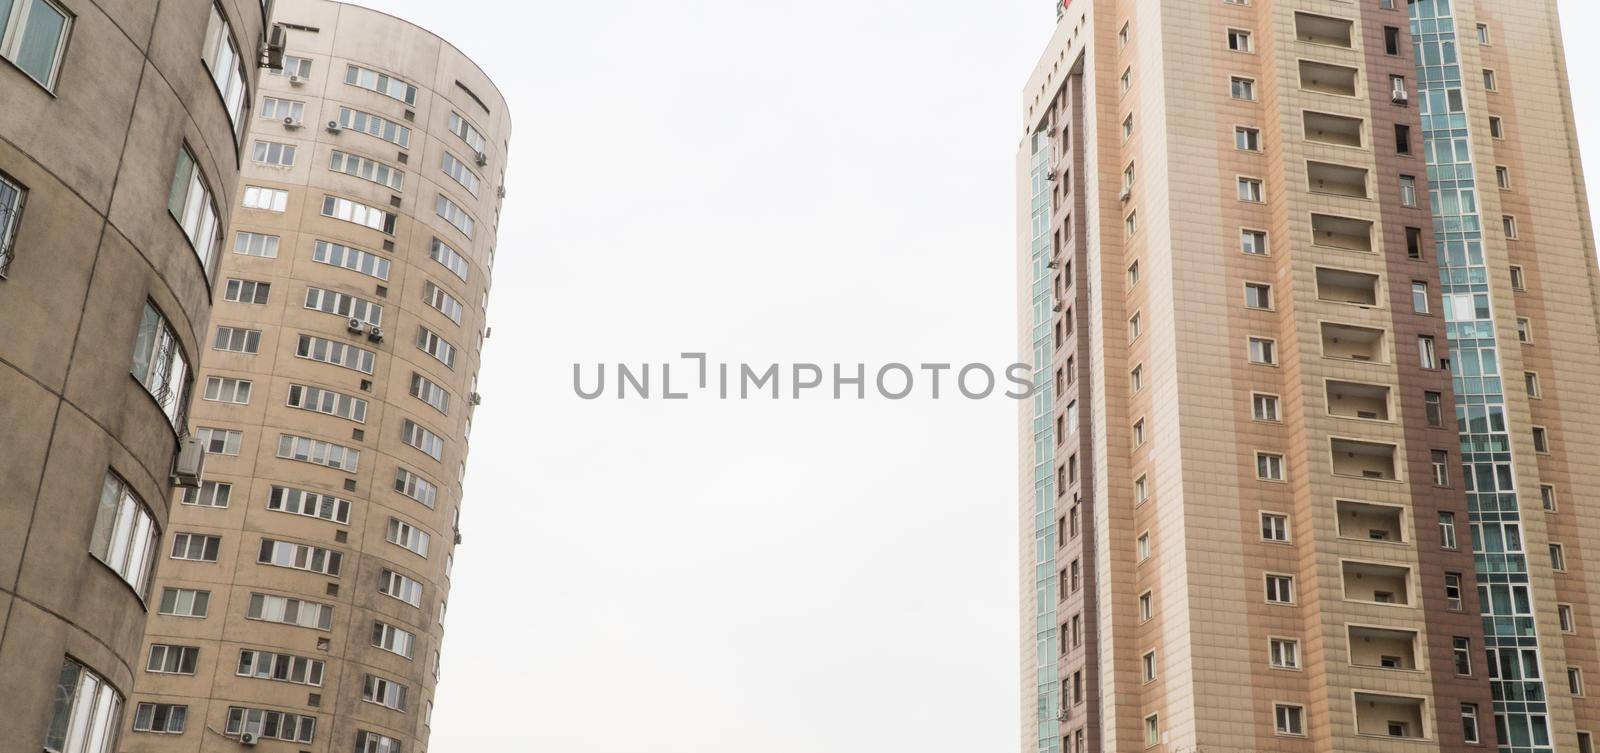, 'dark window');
1396,124,1412,155
1406,227,1424,260
1384,26,1401,55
